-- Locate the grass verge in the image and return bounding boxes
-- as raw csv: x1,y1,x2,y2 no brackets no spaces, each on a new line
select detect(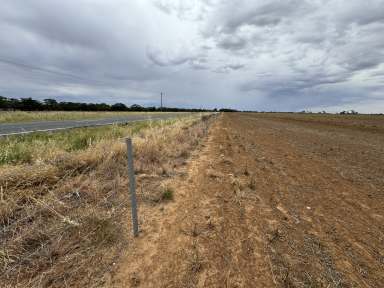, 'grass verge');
0,111,175,124
0,113,214,287
0,117,183,166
